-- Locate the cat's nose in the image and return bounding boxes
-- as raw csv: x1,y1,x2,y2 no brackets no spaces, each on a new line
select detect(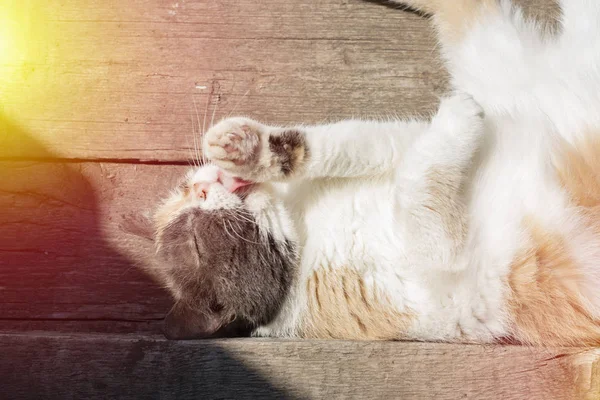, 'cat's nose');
192,182,210,200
